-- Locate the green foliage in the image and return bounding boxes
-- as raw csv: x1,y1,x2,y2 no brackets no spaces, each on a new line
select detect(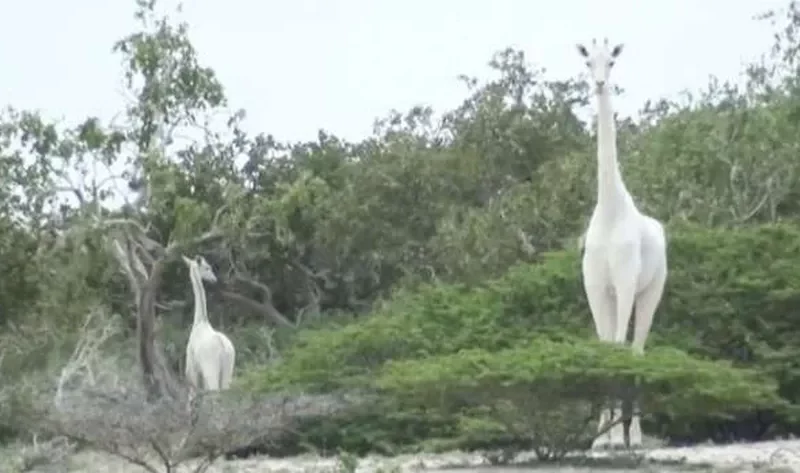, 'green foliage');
378,341,780,417
6,0,800,460
239,248,592,393
376,341,781,461
240,222,800,454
